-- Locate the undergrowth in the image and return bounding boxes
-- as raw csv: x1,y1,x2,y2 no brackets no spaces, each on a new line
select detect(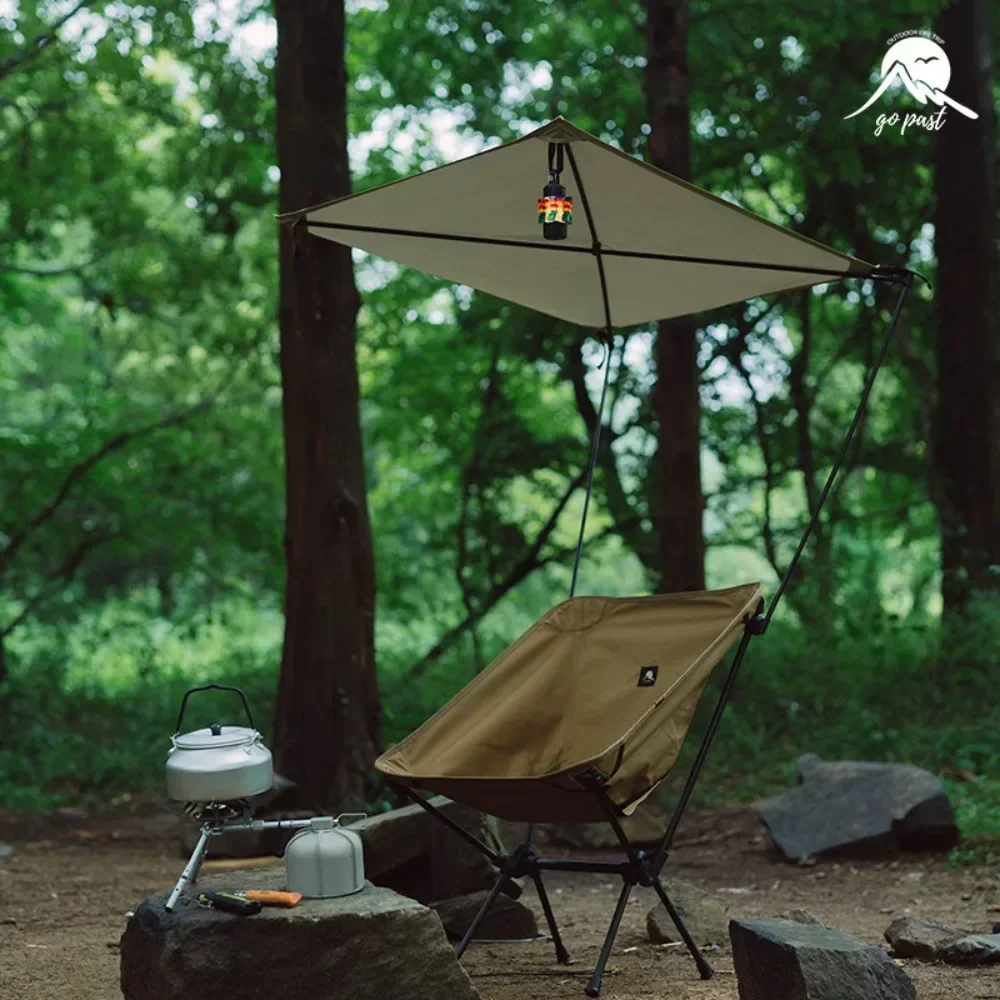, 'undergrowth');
0,590,997,865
